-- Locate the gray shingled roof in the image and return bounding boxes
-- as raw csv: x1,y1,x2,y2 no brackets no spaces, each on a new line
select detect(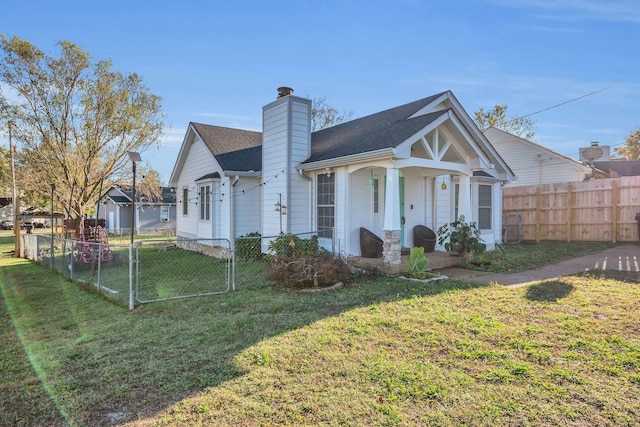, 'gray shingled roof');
306,93,447,164
593,160,640,177
115,186,177,204
191,122,262,156
193,92,451,171
215,146,262,172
